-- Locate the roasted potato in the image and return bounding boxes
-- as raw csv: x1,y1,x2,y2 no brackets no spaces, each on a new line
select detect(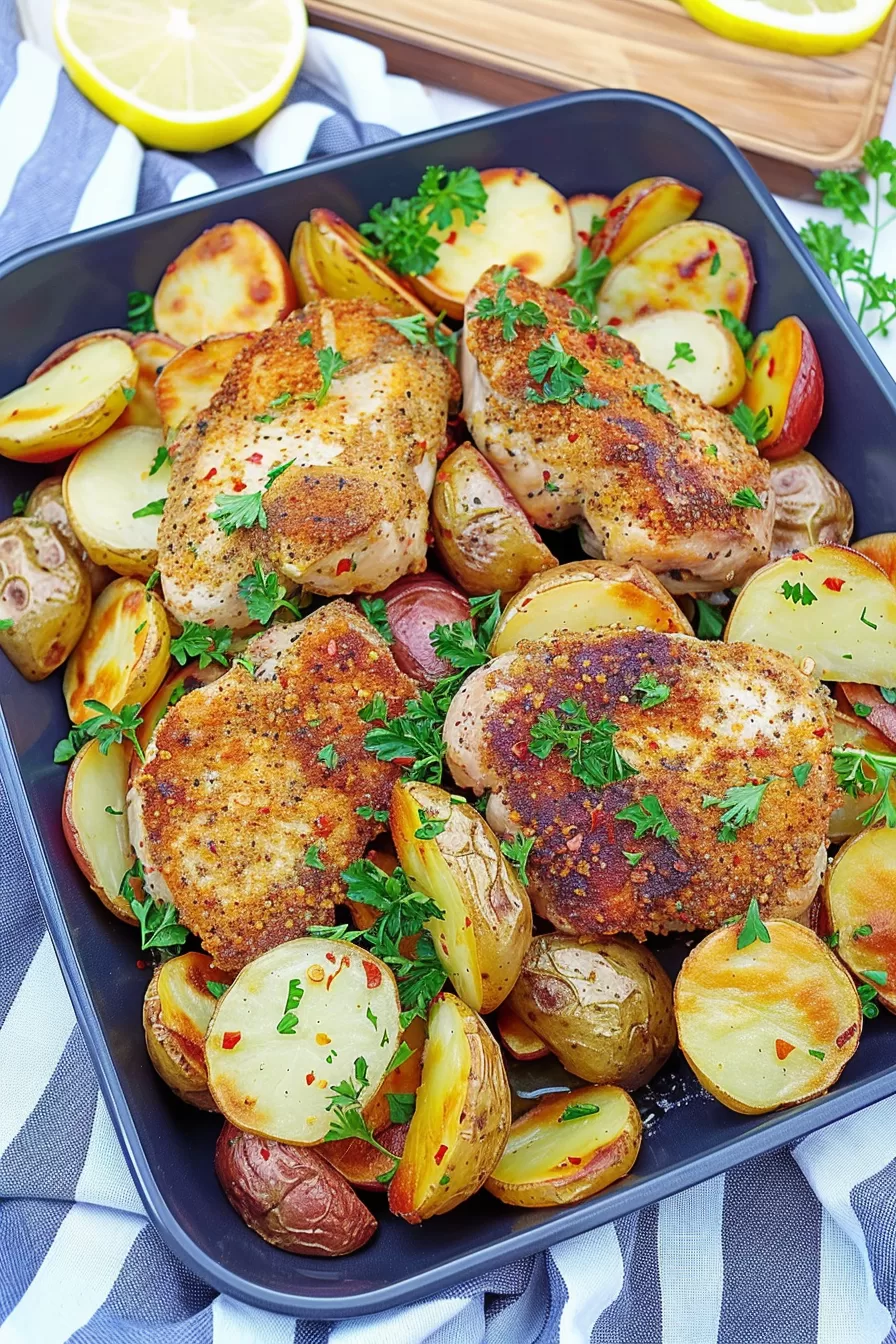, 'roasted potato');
725,544,896,685
63,576,170,722
596,176,702,265
431,445,557,597
27,328,136,379
615,310,746,408
495,1003,550,1061
117,332,182,428
508,934,676,1091
598,220,754,326
485,1084,641,1207
838,683,896,749
63,425,172,578
0,337,138,463
0,517,90,679
675,917,862,1114
325,1122,409,1191
742,318,824,460
205,938,401,1144
855,532,896,586
135,658,227,754
568,193,611,259
829,711,896,841
155,332,257,435
391,780,532,1014
24,475,112,596
824,826,896,1013
144,953,234,1108
769,452,854,561
369,573,470,685
62,739,138,923
489,559,693,656
294,209,439,317
215,1123,377,1256
153,220,297,346
389,993,511,1221
289,220,329,304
